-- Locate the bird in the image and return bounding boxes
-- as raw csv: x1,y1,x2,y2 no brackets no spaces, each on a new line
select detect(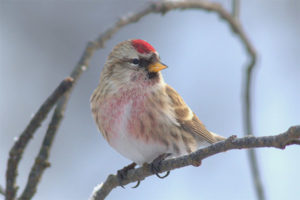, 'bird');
90,39,225,177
